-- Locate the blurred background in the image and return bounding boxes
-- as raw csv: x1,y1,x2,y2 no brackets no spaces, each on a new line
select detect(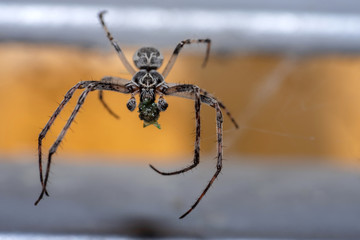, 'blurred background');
1,0,360,239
